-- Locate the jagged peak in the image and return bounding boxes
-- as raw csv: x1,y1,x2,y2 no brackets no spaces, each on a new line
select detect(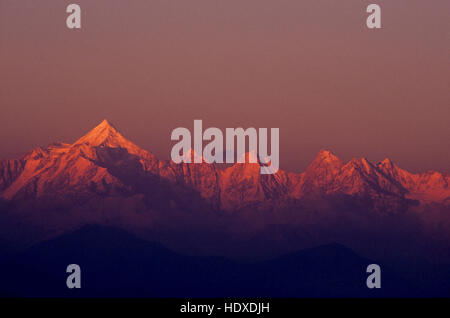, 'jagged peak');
344,157,388,176
317,149,340,160
99,118,113,127
72,119,146,156
360,157,373,173
97,119,121,132
360,157,371,166
74,119,125,146
310,149,343,168
376,158,413,178
378,158,396,170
